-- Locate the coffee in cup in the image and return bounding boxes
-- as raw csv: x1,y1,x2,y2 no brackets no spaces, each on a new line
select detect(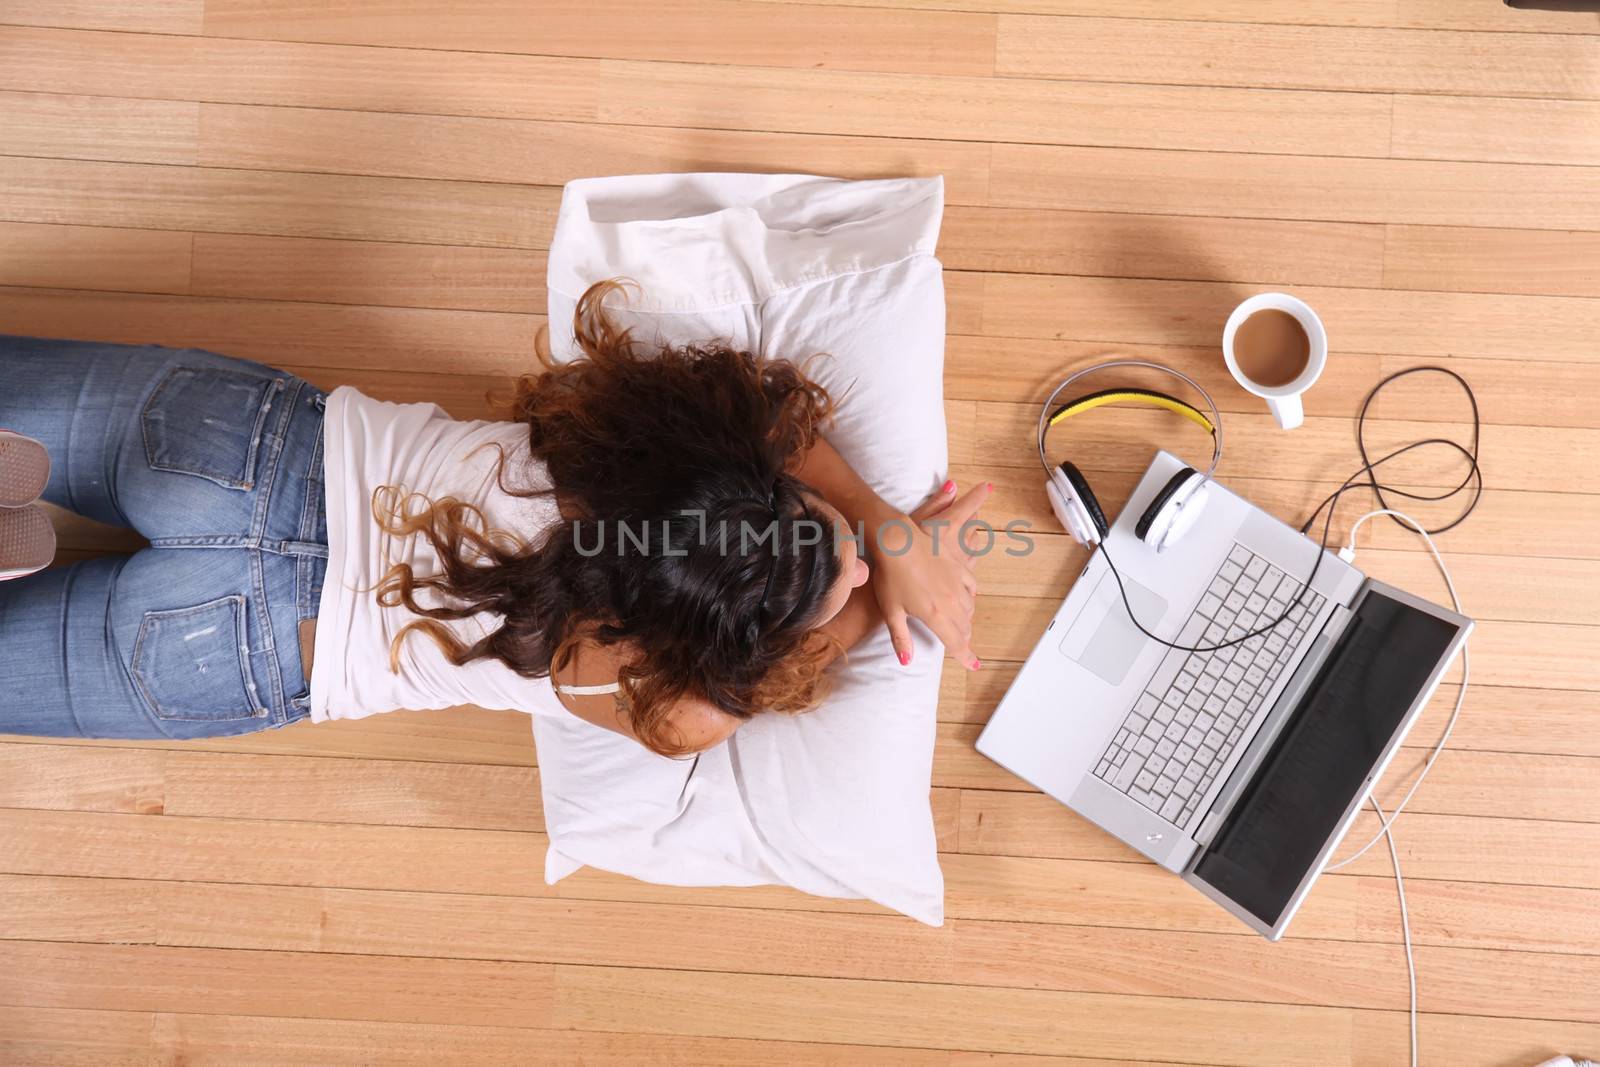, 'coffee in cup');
1222,293,1327,430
